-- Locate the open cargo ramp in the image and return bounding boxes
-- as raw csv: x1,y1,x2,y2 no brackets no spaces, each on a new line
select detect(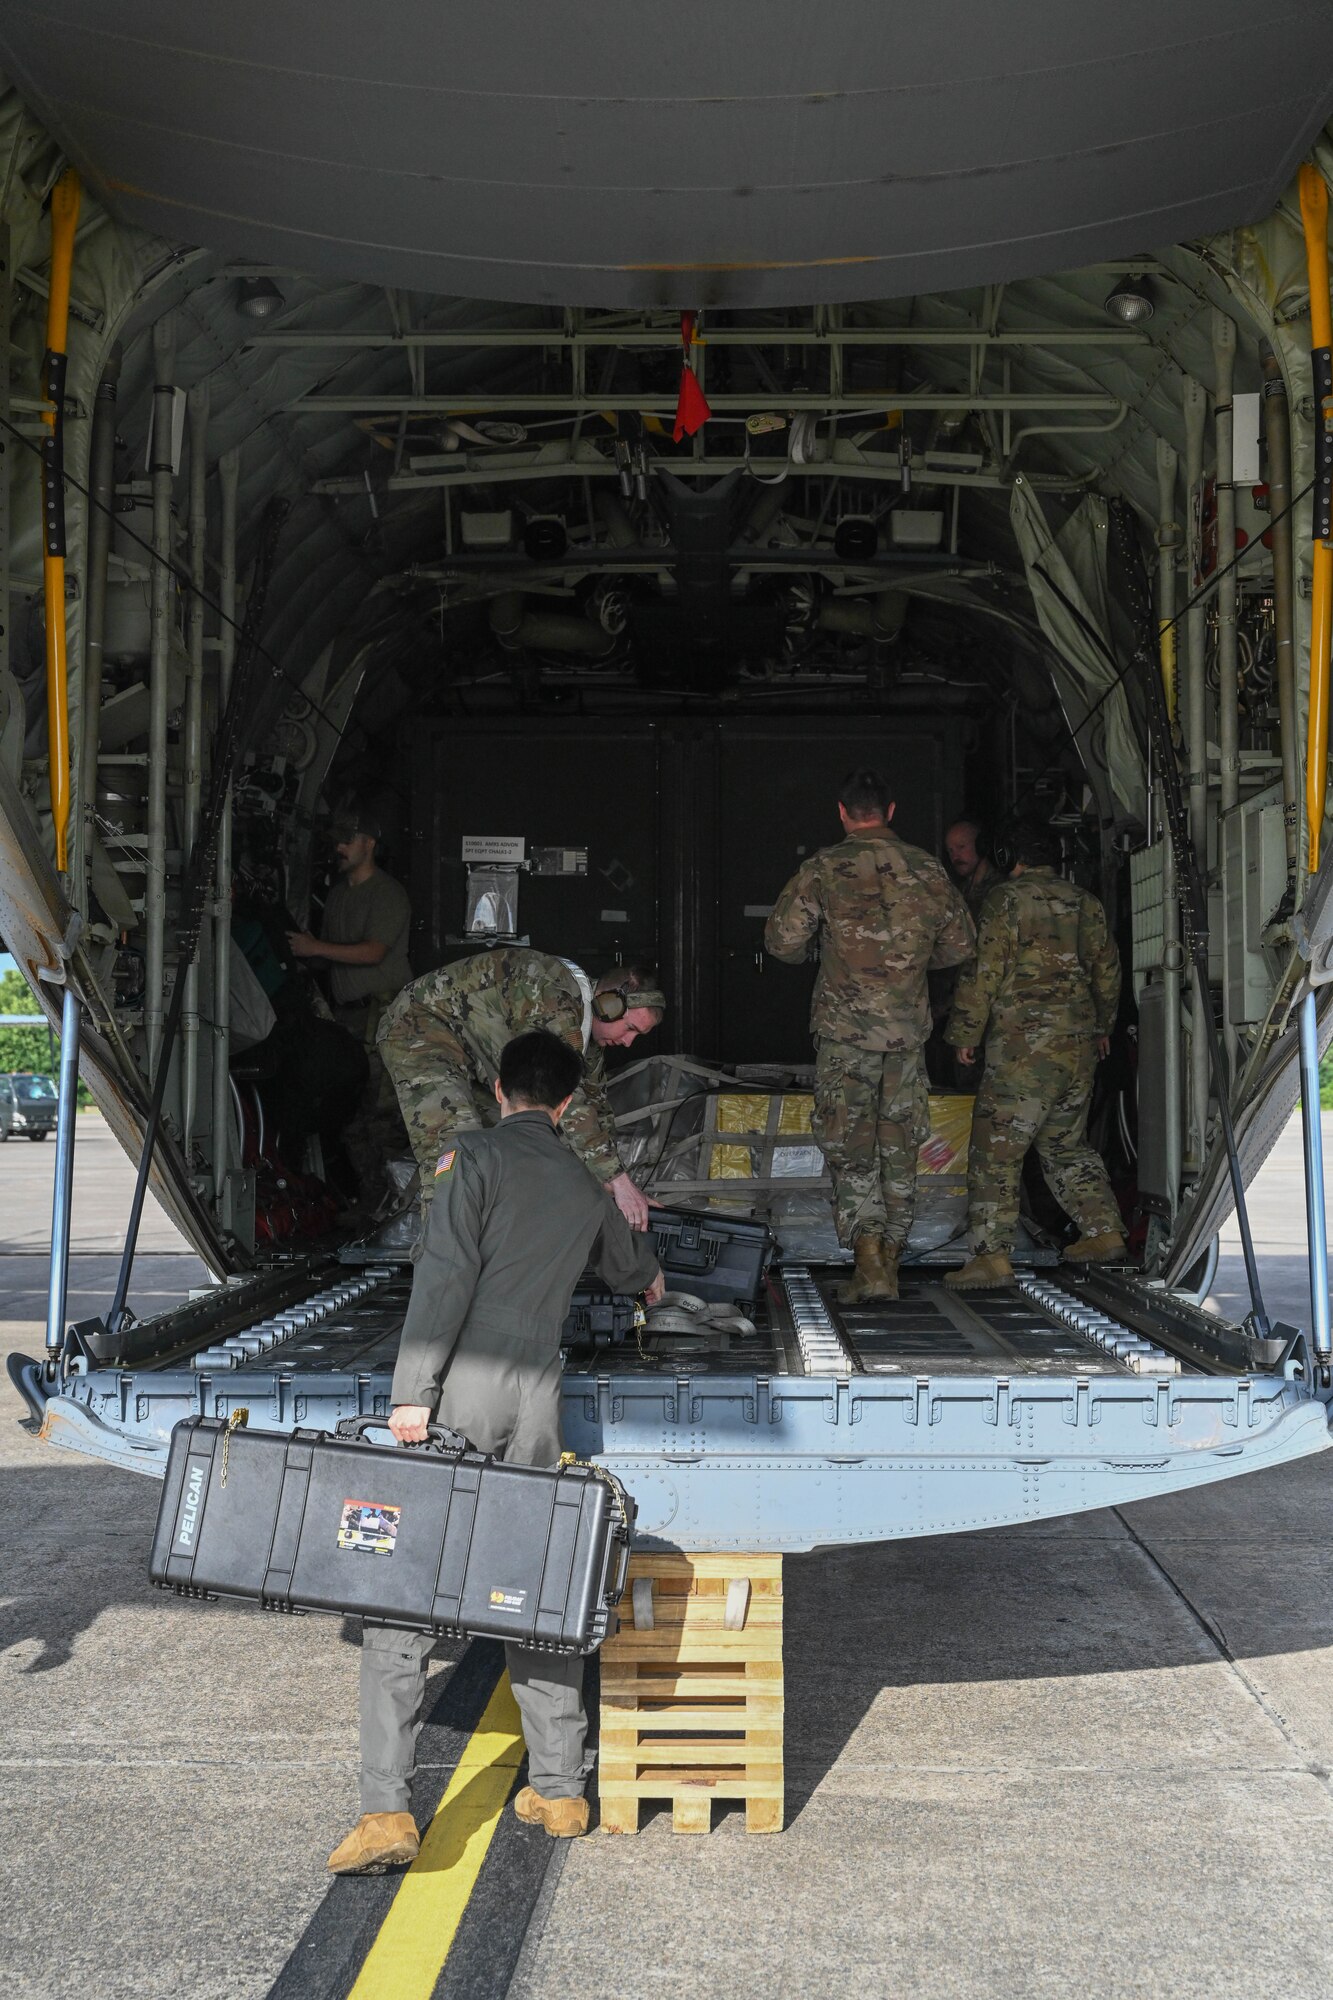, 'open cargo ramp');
11,1254,1329,1552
